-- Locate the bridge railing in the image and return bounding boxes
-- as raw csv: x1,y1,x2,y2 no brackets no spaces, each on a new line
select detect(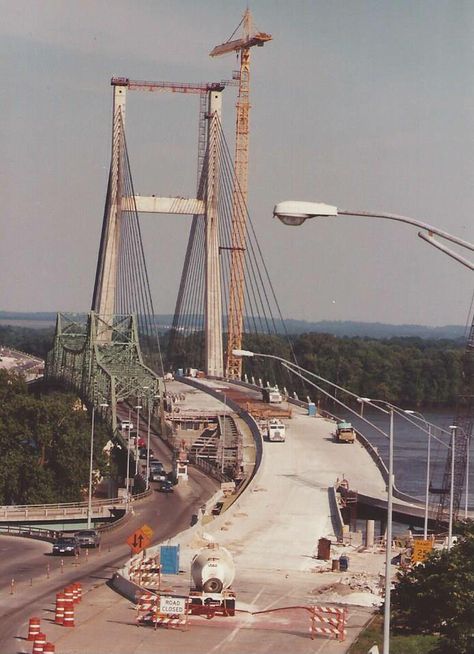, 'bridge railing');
0,488,152,521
